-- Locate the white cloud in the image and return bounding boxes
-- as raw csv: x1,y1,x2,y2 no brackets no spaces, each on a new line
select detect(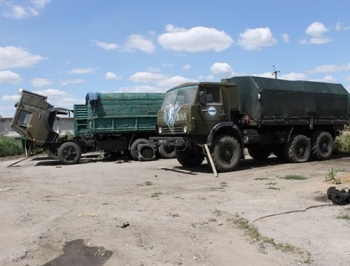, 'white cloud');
33,88,67,98
157,76,196,88
67,67,98,74
1,0,50,19
253,72,308,80
130,72,167,83
0,70,22,84
0,46,44,69
281,33,290,43
210,62,234,77
238,27,277,51
129,71,196,88
158,24,233,52
31,78,51,87
182,64,191,70
1,94,20,101
198,74,215,80
319,75,337,83
309,63,350,73
279,72,308,80
335,22,350,31
92,40,118,50
115,85,164,93
60,79,84,86
122,34,156,54
105,71,122,80
303,21,331,44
